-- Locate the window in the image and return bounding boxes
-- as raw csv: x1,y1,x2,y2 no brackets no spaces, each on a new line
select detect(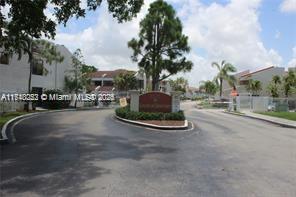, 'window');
0,53,9,65
32,59,44,75
94,81,102,86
